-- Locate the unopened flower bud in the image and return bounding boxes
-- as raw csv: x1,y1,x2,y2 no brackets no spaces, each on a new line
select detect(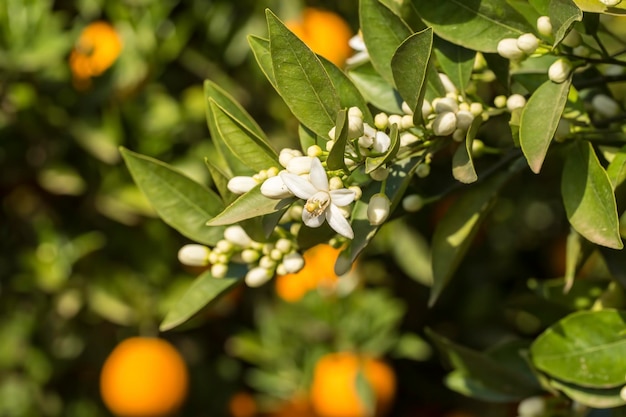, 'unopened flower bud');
326,140,335,151
245,266,272,287
266,166,279,177
592,94,621,118
469,102,483,116
275,238,292,253
349,185,362,200
307,145,323,157
452,128,466,143
434,97,458,114
241,249,260,264
259,255,276,269
270,248,283,261
472,139,486,157
517,396,547,417
227,176,258,194
497,38,525,60
494,95,507,108
211,263,228,279
373,131,391,153
216,239,234,253
401,114,414,129
348,116,365,138
279,148,302,168
387,114,402,128
402,194,424,212
432,111,457,136
506,94,527,111
400,132,419,147
374,113,389,130
261,176,292,199
439,73,458,94
348,106,363,118
416,163,431,178
177,244,211,266
402,101,413,115
367,193,391,226
517,33,539,55
422,99,433,119
329,176,344,190
282,252,305,273
455,110,475,131
537,16,552,37
601,0,622,5
548,58,572,83
562,30,582,48
328,126,336,140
